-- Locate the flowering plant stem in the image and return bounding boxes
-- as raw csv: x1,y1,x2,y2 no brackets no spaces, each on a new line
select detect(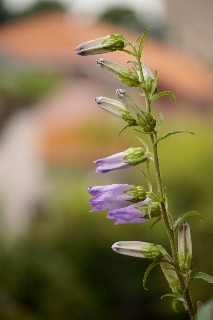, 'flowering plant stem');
151,125,196,320
143,66,196,319
75,30,213,320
